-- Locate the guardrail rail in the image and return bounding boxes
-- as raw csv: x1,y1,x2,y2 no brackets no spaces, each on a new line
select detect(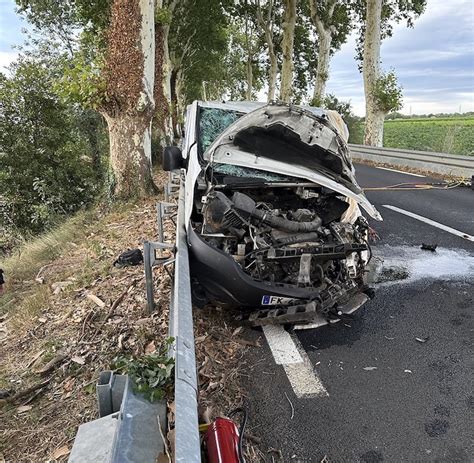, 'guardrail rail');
349,144,474,178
